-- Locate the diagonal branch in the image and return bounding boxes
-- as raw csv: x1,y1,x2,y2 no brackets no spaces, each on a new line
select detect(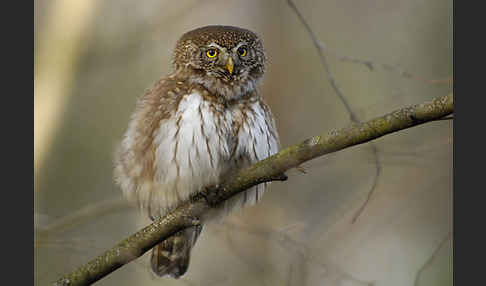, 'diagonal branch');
53,93,453,286
414,232,452,286
287,0,381,223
